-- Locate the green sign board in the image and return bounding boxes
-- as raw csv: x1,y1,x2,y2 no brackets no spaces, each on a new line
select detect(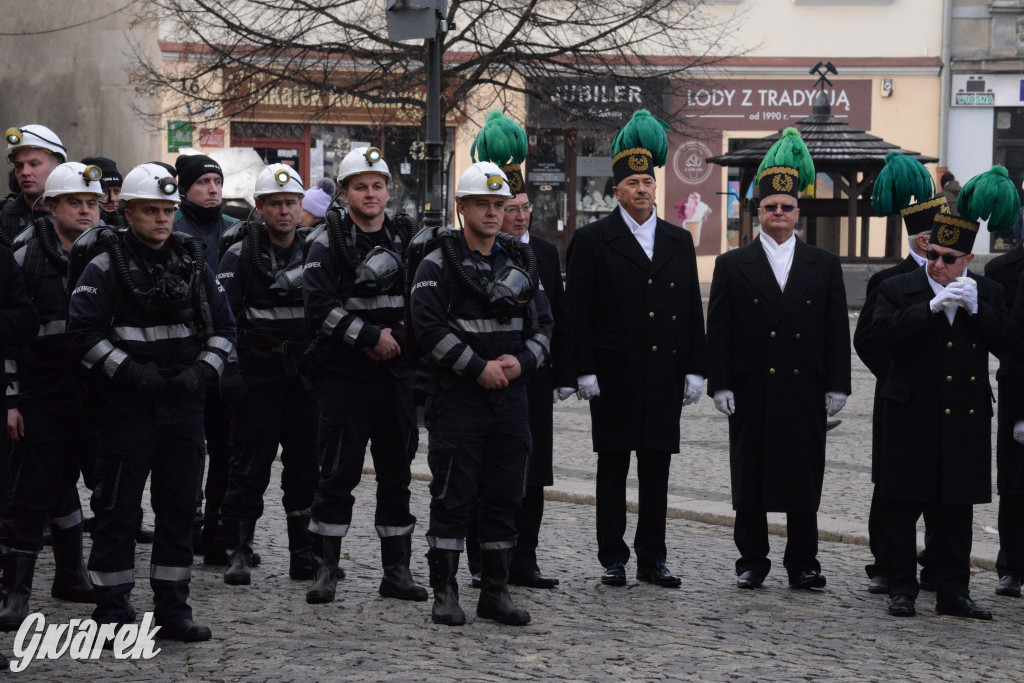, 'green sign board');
168,121,193,152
